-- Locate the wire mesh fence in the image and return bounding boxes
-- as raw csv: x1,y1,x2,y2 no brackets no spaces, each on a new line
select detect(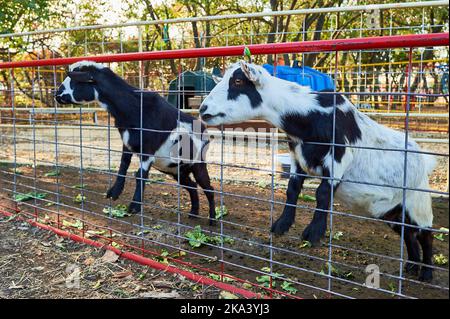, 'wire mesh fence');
0,3,449,299
1,2,449,135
